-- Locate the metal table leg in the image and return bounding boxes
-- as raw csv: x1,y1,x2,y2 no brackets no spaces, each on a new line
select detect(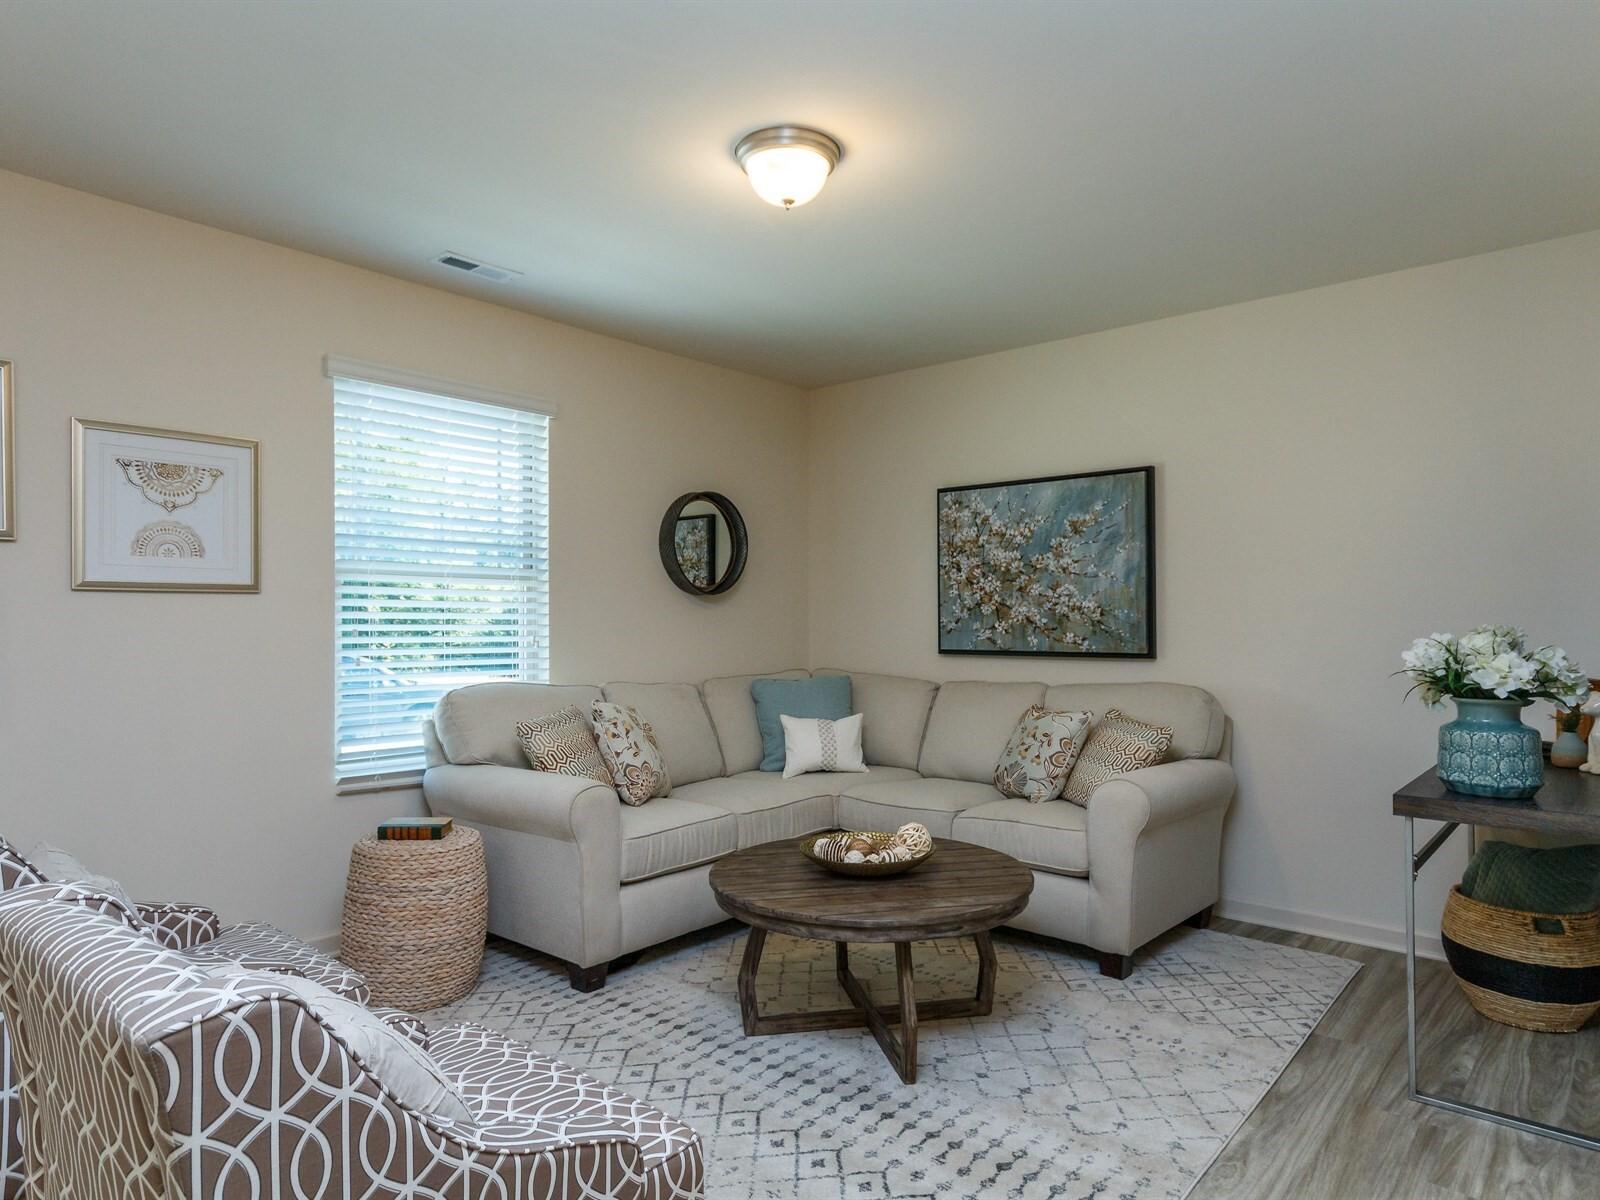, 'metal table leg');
1405,816,1600,1151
